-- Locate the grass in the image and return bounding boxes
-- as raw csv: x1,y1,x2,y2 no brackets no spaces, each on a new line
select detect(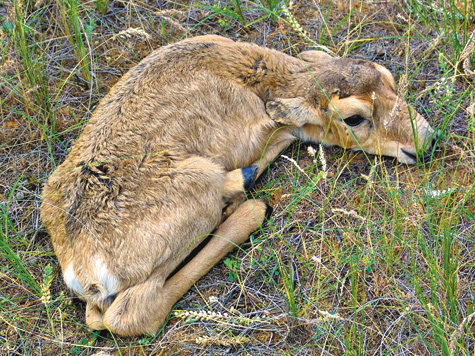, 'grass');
1,0,475,354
